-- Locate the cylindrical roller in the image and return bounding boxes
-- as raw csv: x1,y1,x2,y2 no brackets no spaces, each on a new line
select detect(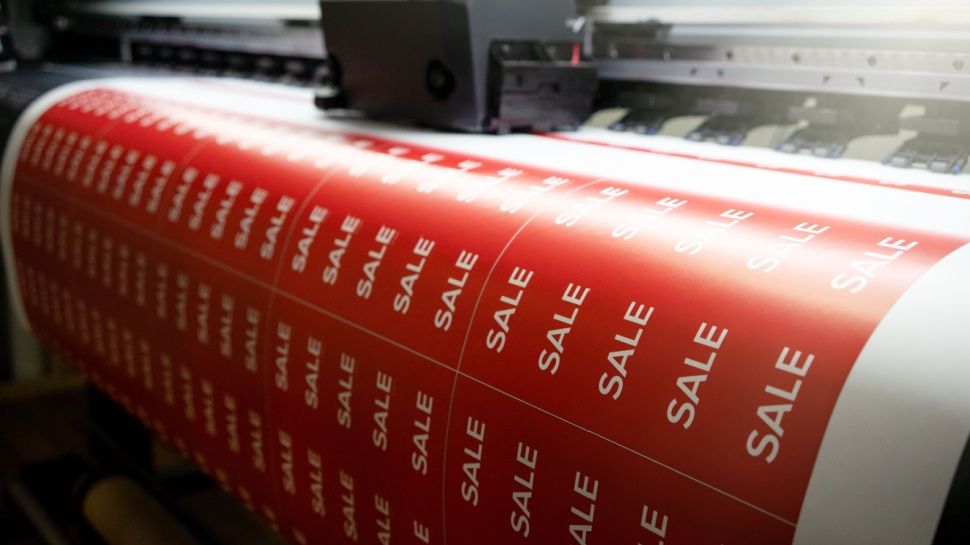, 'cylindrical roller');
81,475,203,545
1,73,968,545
